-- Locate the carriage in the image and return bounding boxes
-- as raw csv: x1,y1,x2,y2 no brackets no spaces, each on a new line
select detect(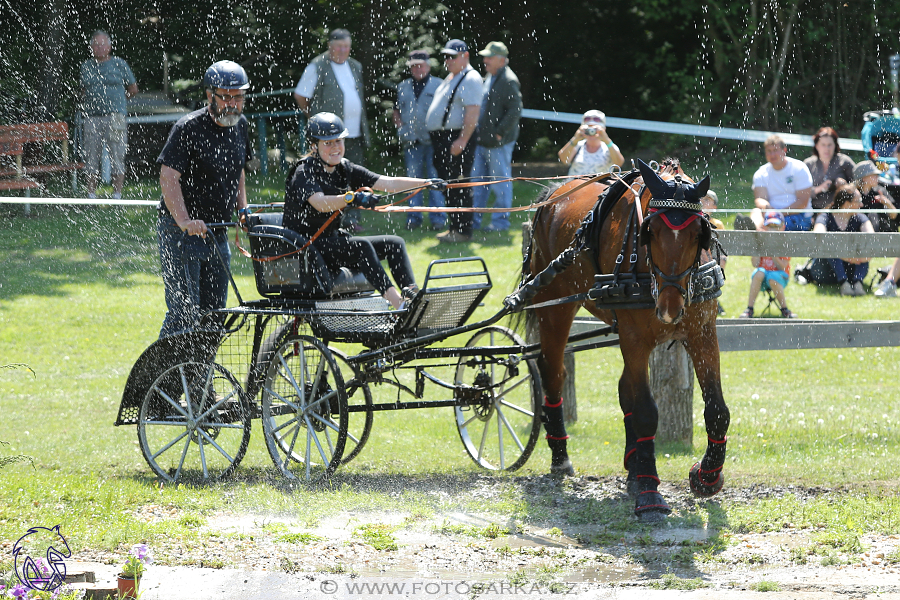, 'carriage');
115,210,570,483
116,162,728,520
